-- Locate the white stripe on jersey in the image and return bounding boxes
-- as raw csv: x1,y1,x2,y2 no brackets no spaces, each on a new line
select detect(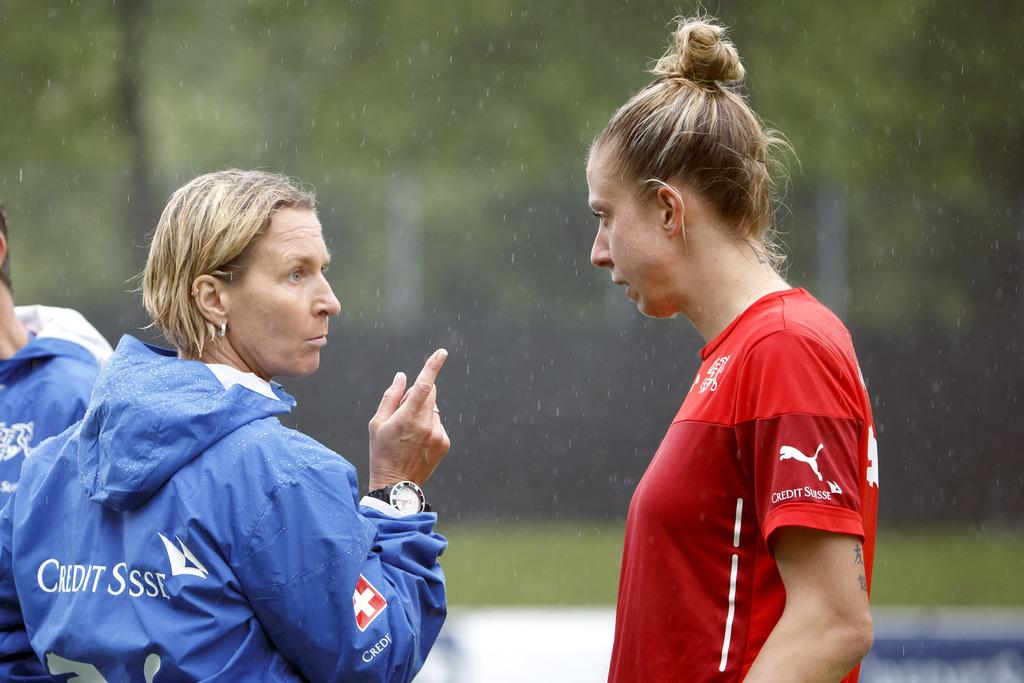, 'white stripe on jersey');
719,497,743,672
